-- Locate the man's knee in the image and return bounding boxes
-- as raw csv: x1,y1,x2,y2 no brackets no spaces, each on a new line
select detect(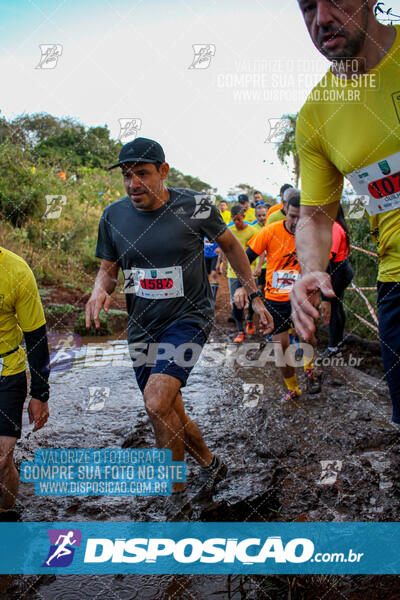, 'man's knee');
0,438,16,473
0,454,16,480
143,388,172,421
